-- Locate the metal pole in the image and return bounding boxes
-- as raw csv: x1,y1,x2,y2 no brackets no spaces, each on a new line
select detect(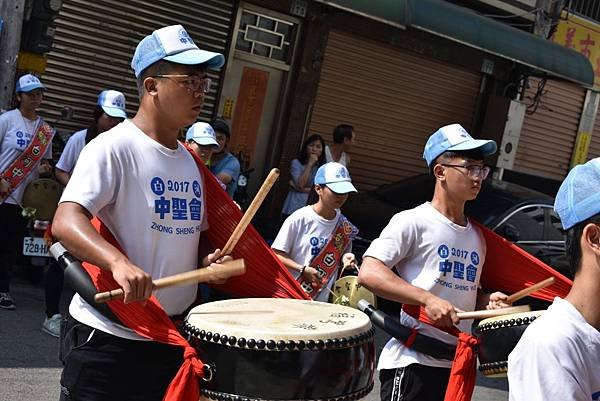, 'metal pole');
0,0,26,113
